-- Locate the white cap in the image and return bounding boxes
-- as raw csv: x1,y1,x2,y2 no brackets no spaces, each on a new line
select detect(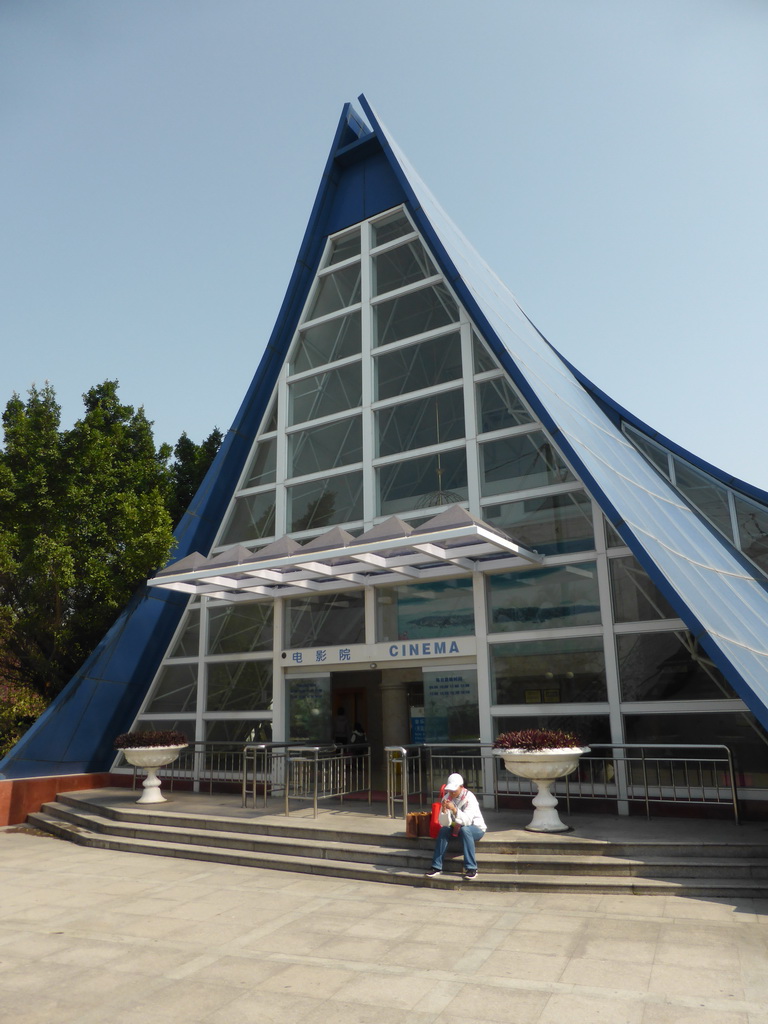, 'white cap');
444,773,464,792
